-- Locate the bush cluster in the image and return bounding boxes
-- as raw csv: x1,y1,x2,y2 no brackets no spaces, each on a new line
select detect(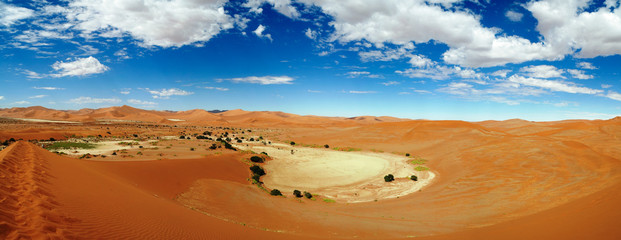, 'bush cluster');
384,174,395,182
